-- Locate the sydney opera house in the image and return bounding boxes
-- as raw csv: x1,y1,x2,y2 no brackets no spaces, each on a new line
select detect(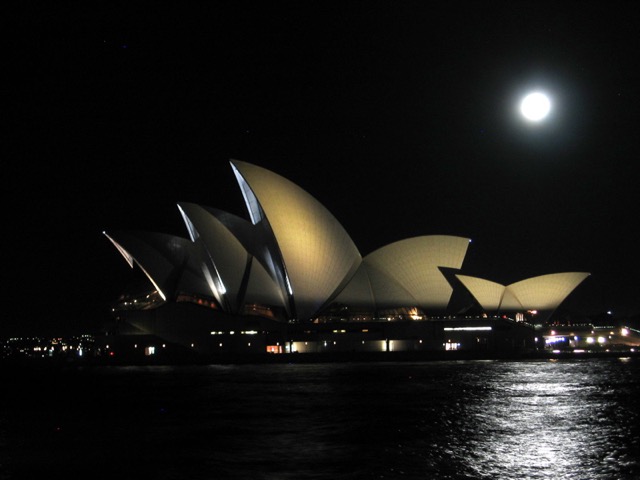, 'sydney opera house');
101,160,593,361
